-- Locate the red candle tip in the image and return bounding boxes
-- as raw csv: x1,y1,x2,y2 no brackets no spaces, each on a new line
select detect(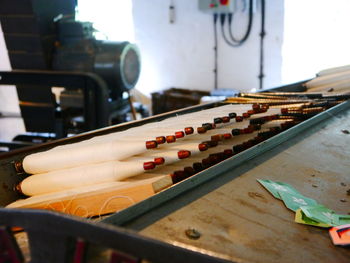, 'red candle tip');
184,127,194,135
156,136,166,144
242,112,250,118
211,134,222,141
178,150,191,159
235,116,243,122
243,127,254,134
198,143,209,151
146,140,158,149
223,133,232,139
143,161,156,170
175,131,185,138
222,116,230,123
166,135,176,143
252,103,260,110
154,157,165,165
